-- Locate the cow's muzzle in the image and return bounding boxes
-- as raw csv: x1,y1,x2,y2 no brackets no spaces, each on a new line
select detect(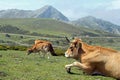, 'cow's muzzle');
65,52,69,58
